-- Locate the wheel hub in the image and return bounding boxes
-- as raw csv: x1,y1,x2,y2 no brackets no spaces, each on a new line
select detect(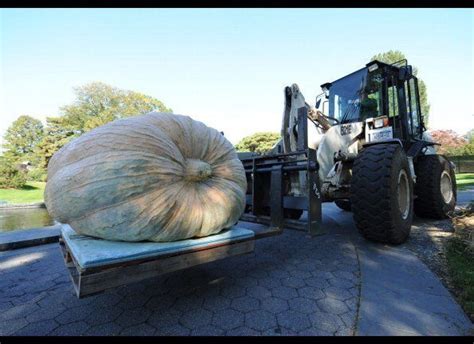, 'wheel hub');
440,171,453,204
397,170,410,220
